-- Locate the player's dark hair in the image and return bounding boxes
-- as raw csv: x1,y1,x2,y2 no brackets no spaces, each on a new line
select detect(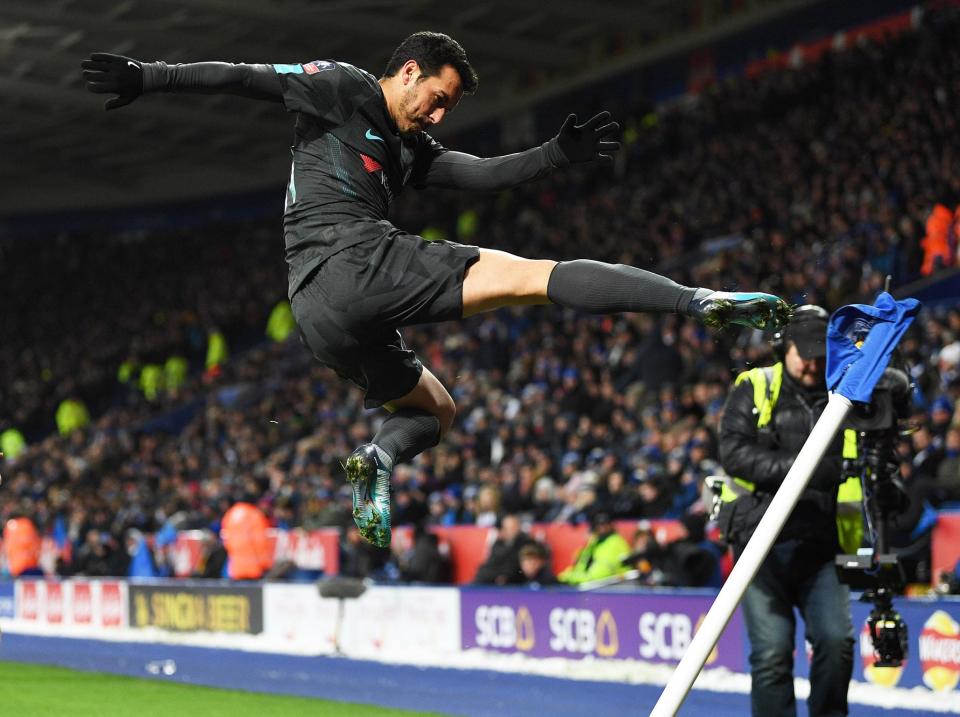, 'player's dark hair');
383,31,478,94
